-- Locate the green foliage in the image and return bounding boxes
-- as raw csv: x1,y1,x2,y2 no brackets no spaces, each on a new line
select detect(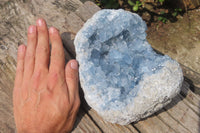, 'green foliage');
128,0,142,12
128,0,134,6
158,16,168,23
95,0,183,24
157,0,165,5
172,8,182,17
158,0,165,3
158,11,168,23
